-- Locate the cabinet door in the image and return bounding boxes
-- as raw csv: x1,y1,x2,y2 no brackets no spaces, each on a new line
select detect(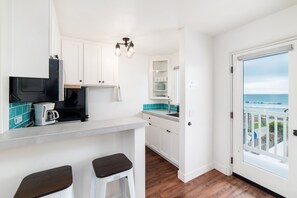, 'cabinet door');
145,123,151,146
170,130,179,165
11,0,50,78
61,39,83,85
160,128,171,159
49,0,60,57
84,44,99,85
101,46,116,86
150,124,161,152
